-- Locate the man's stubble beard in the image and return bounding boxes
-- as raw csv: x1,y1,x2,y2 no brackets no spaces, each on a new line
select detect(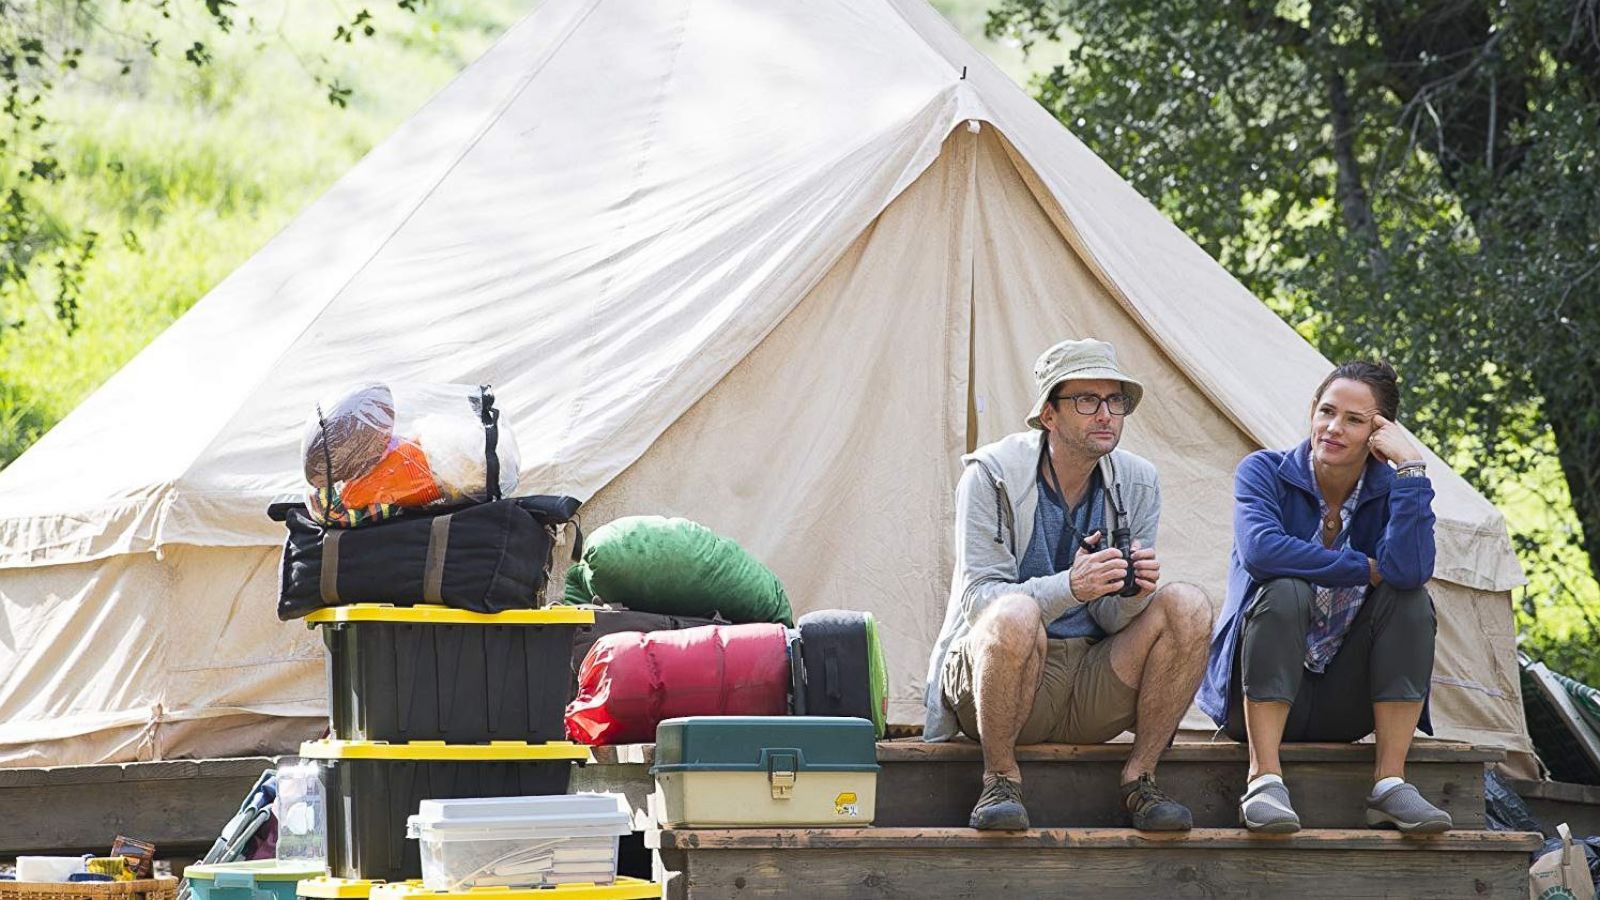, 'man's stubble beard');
1050,420,1119,464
